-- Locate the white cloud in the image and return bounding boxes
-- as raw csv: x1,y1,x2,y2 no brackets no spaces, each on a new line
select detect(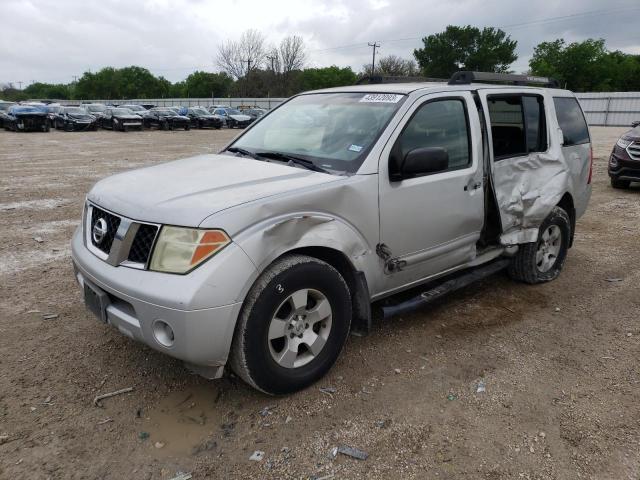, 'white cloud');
0,0,638,84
